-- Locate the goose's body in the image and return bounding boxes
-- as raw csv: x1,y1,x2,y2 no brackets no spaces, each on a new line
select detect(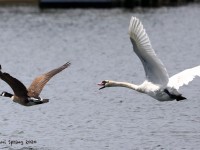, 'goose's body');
0,62,70,106
98,17,200,101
